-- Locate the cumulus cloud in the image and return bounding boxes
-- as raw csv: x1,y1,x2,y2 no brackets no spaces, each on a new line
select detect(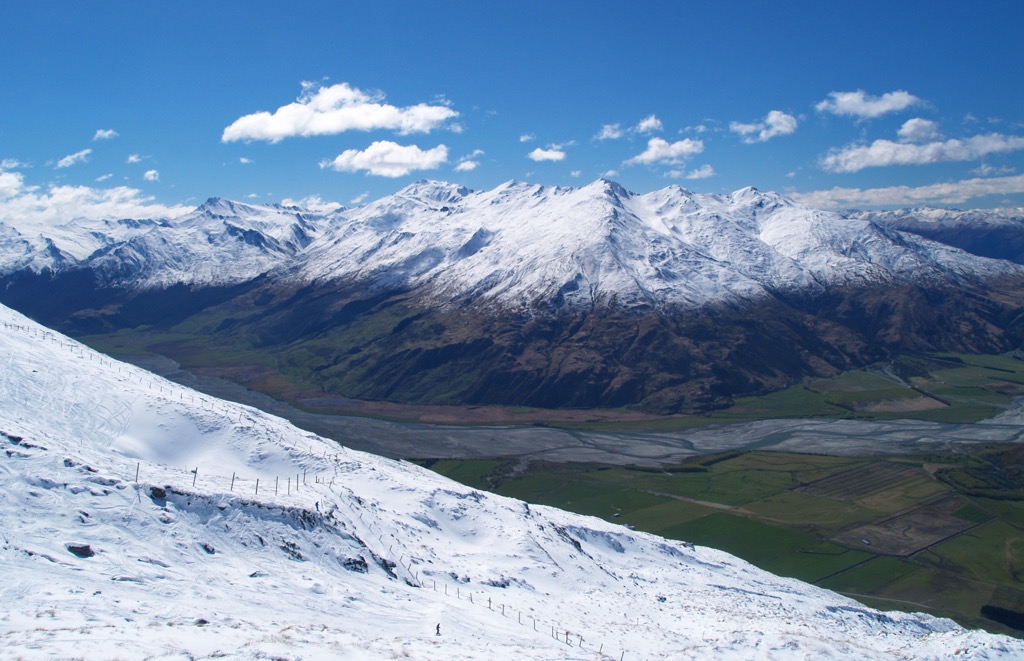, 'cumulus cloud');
625,137,704,165
239,157,253,164
730,110,797,143
280,194,344,213
791,174,1024,209
897,118,941,143
815,89,920,119
143,170,160,182
821,133,1024,173
633,115,663,134
0,181,191,223
222,82,459,143
56,148,92,169
320,140,448,177
0,169,26,198
527,147,566,162
127,154,142,164
92,129,118,141
595,123,623,140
